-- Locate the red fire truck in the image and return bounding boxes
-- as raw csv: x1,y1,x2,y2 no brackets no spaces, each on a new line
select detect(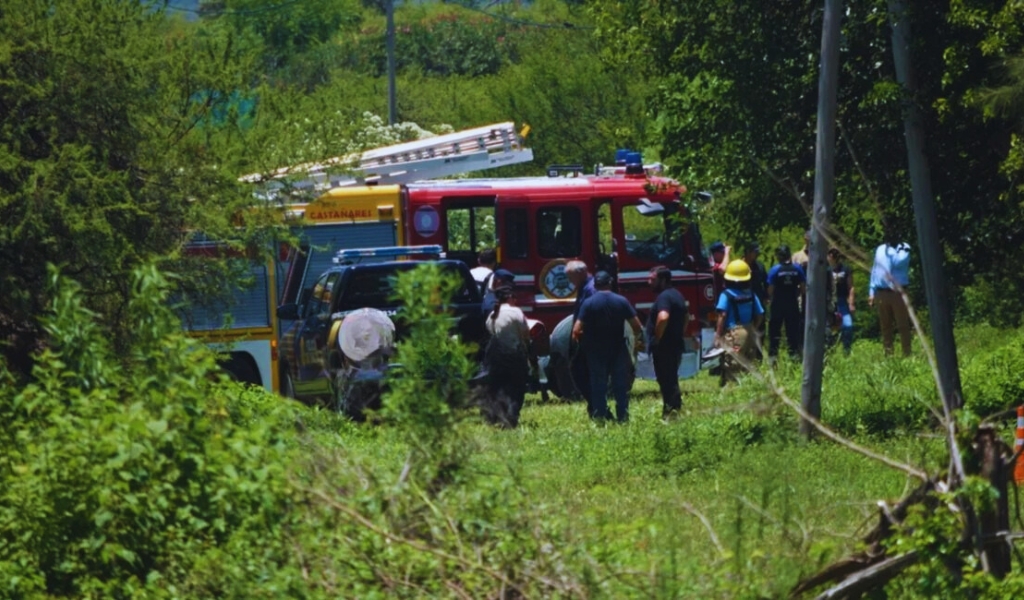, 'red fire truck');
397,160,717,395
